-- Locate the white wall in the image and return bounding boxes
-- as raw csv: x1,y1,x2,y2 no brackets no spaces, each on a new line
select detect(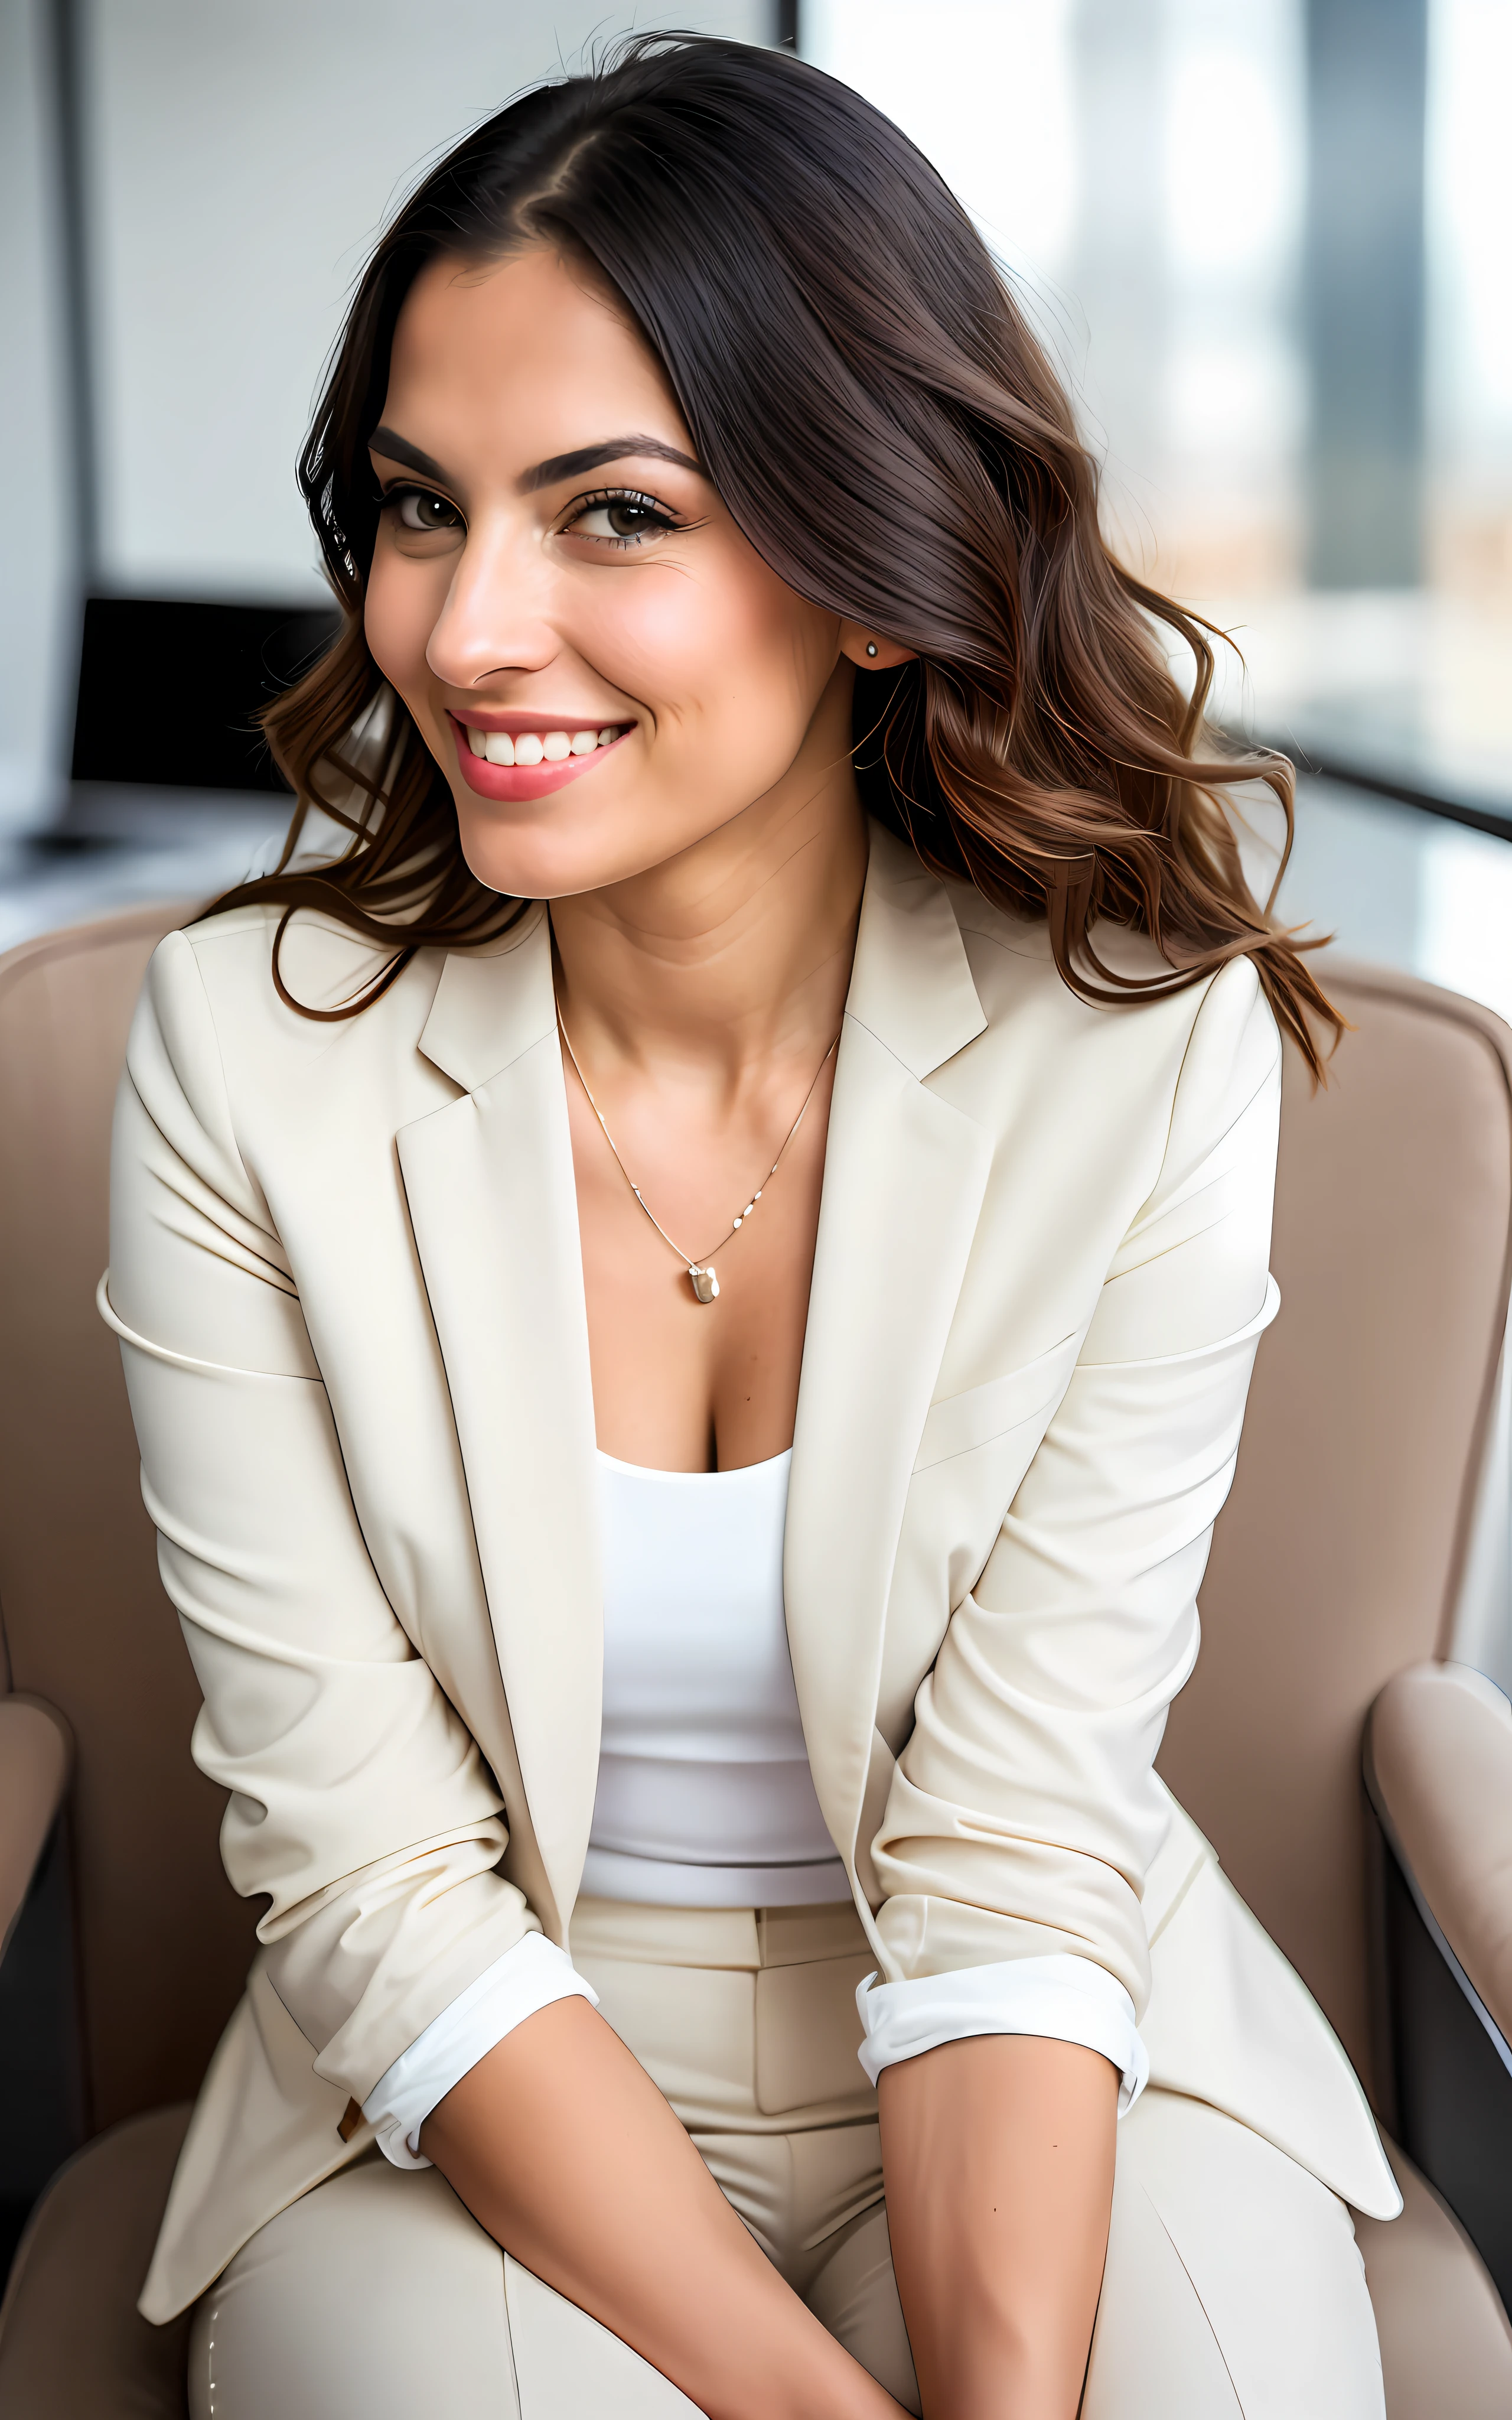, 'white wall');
0,0,76,830
82,1,768,603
